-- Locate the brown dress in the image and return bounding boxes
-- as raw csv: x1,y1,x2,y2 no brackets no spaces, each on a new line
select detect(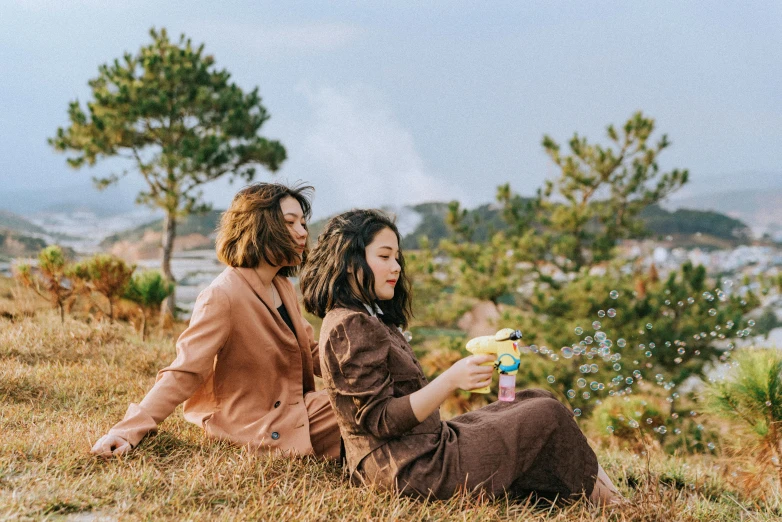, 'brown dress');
319,307,598,500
